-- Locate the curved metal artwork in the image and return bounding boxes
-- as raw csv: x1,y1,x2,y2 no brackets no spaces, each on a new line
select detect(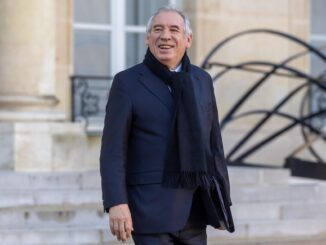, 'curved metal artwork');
201,29,326,178
72,77,99,120
71,75,112,131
